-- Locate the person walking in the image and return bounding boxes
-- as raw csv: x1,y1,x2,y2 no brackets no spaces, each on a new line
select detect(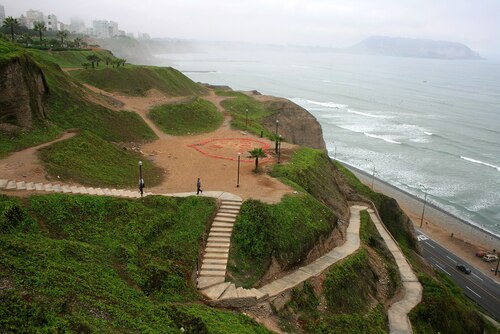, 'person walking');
196,178,203,195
